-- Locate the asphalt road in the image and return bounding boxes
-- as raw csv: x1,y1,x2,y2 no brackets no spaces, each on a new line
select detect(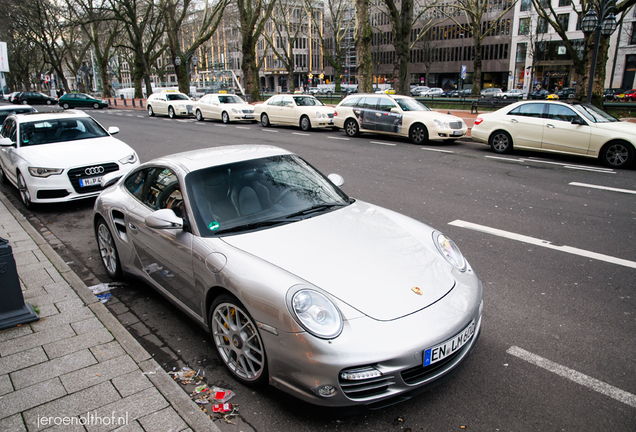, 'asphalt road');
2,104,635,431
